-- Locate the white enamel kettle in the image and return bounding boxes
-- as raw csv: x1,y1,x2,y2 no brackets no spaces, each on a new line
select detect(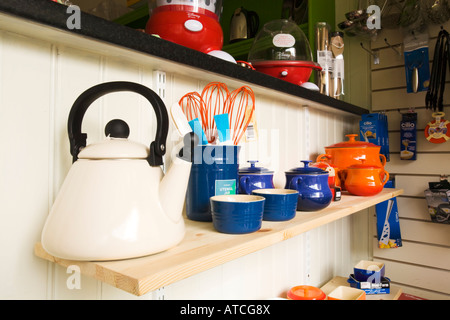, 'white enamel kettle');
41,81,195,261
